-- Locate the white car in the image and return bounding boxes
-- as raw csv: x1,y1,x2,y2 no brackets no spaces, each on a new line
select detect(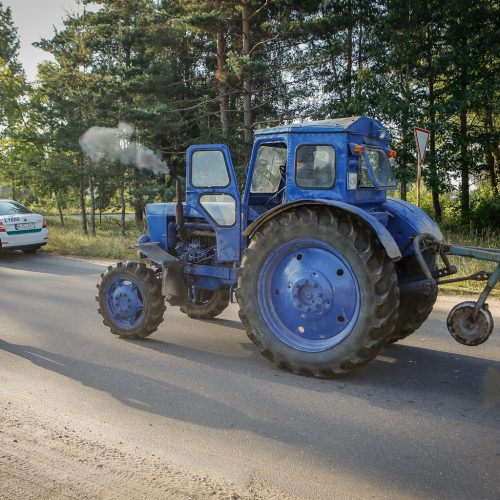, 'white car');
0,199,48,253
